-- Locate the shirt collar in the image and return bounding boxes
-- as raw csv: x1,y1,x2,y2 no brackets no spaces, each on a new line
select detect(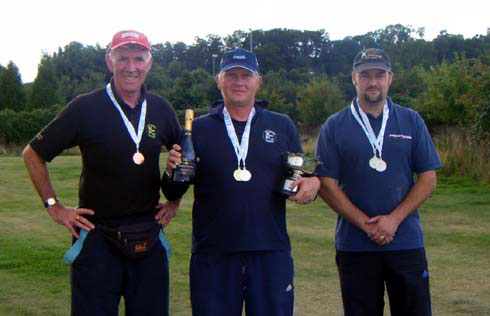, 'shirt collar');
109,78,147,111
